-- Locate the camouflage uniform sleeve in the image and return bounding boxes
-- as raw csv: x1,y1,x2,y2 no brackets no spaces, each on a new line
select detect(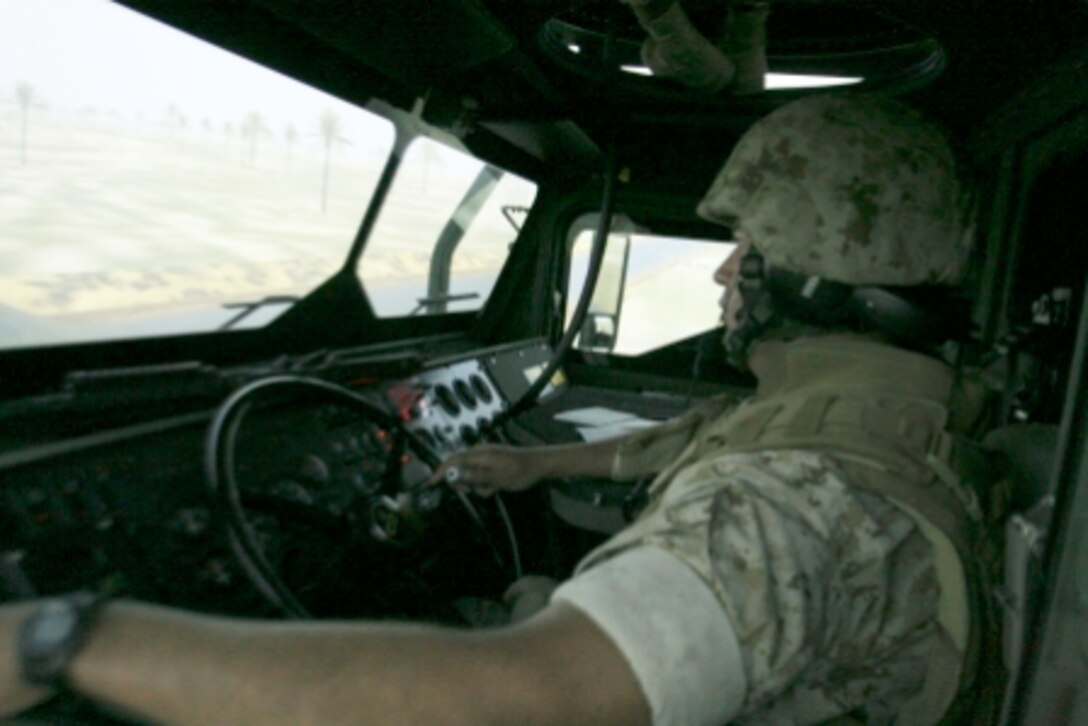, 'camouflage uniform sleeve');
575,449,943,723
702,452,939,721
611,394,736,481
